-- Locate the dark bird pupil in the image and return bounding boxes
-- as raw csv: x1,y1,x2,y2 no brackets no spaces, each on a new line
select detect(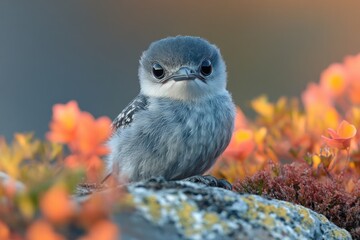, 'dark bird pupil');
152,63,165,79
200,60,212,76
